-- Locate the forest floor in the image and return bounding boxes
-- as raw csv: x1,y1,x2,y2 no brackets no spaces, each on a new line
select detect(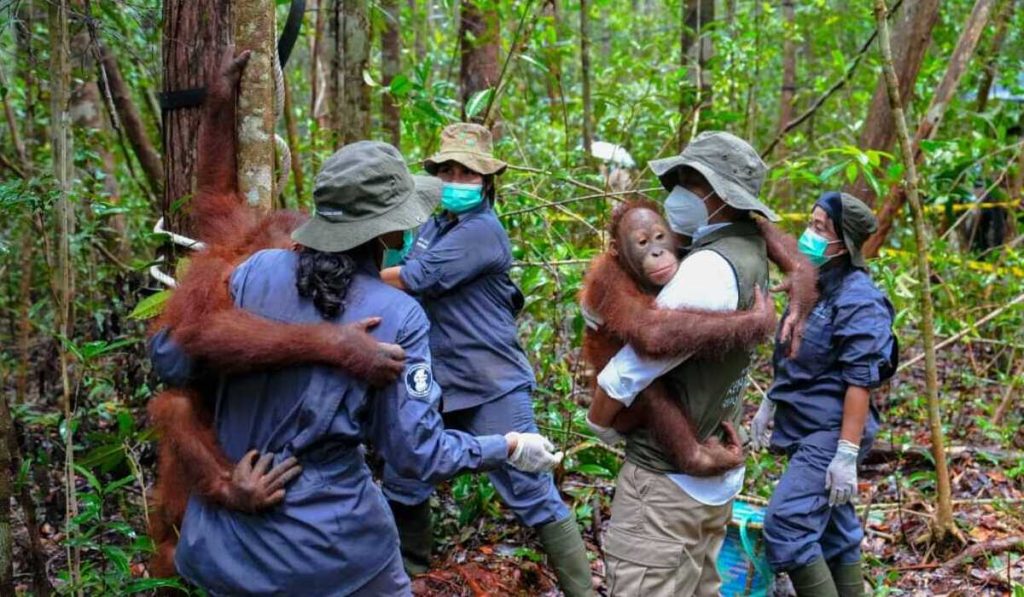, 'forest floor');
8,344,1023,595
